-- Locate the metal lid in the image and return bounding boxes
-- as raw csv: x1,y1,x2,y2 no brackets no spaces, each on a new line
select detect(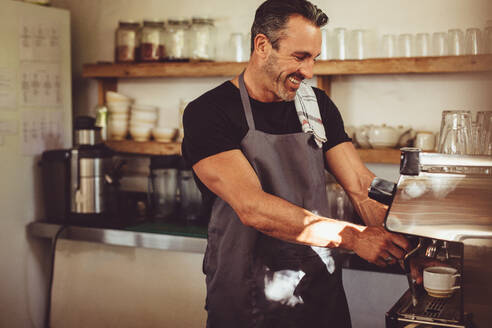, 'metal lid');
75,116,97,130
167,18,190,26
118,20,140,28
143,19,165,27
